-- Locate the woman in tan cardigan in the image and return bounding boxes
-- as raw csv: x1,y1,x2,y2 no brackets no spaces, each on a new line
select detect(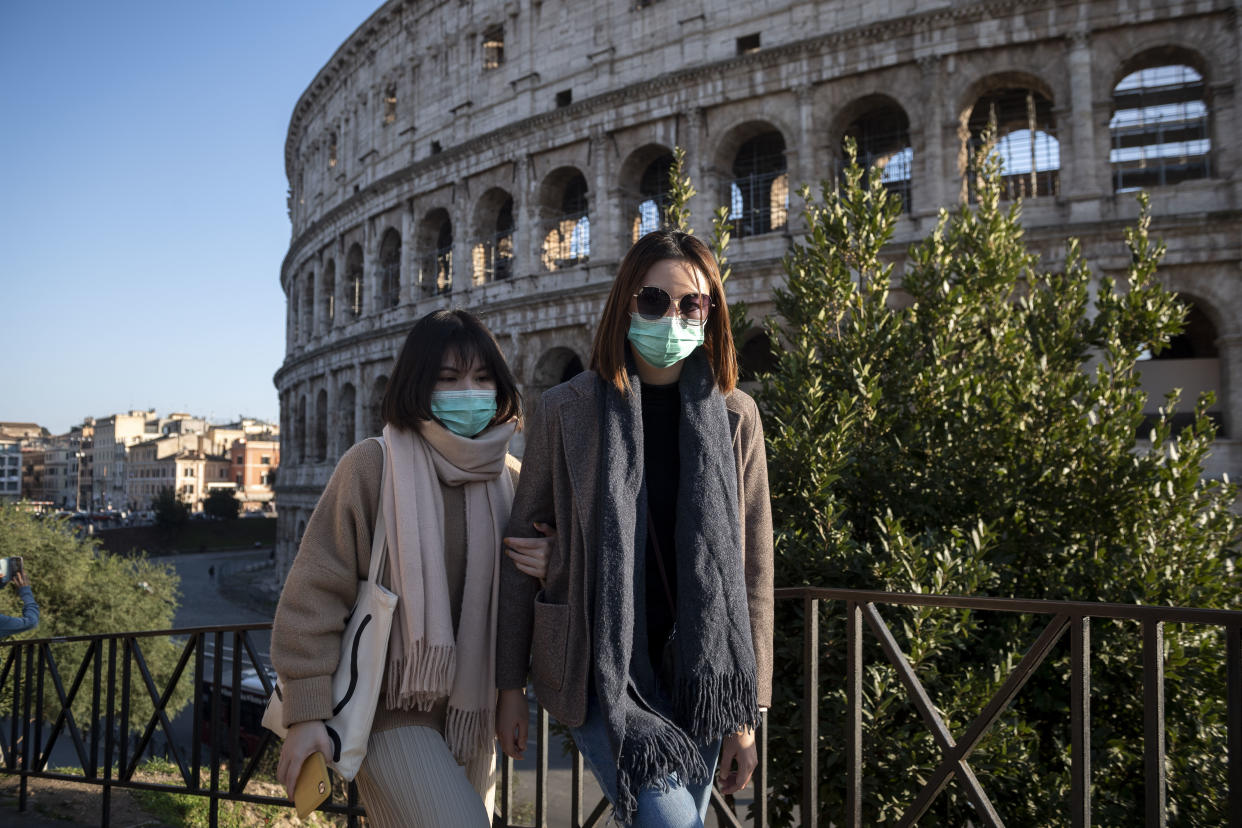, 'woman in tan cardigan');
495,231,774,827
272,309,551,827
